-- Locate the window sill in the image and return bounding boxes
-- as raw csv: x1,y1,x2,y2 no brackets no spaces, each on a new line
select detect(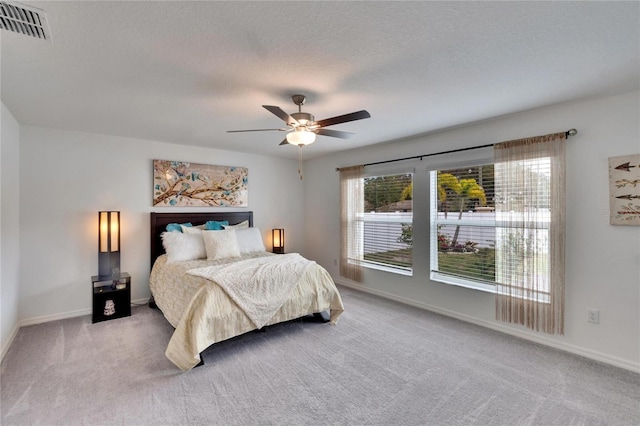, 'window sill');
362,261,413,277
430,272,551,304
430,271,495,294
